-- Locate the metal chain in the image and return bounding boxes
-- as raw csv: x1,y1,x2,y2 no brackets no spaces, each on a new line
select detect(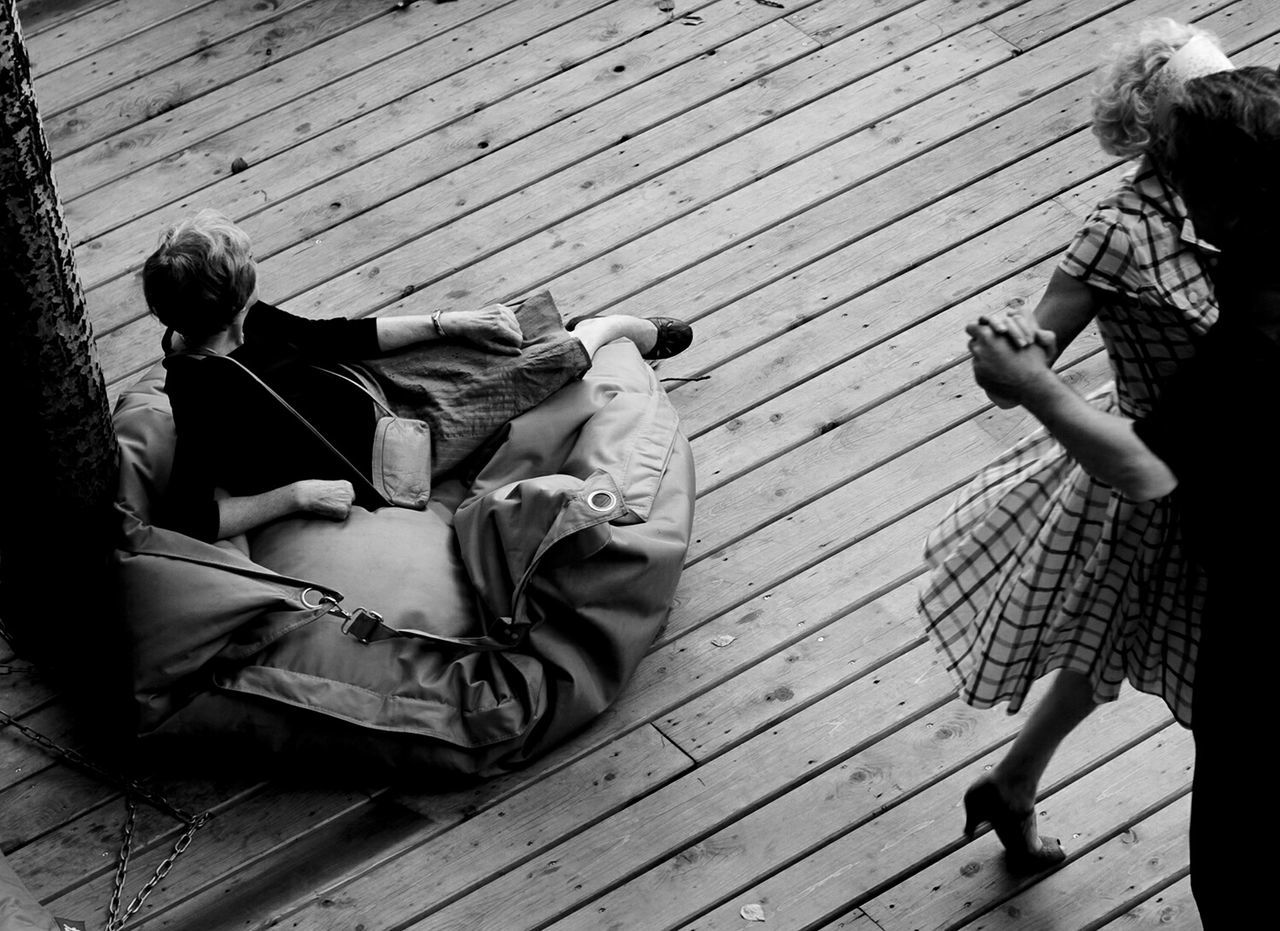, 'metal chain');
0,706,210,929
105,800,209,931
0,707,197,822
106,798,136,928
